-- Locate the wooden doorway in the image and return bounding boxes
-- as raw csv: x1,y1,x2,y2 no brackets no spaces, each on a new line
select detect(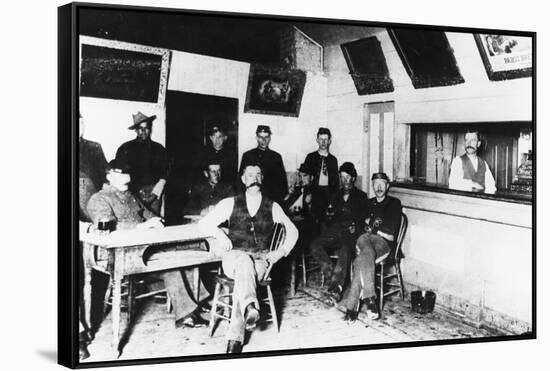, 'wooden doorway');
164,91,238,224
